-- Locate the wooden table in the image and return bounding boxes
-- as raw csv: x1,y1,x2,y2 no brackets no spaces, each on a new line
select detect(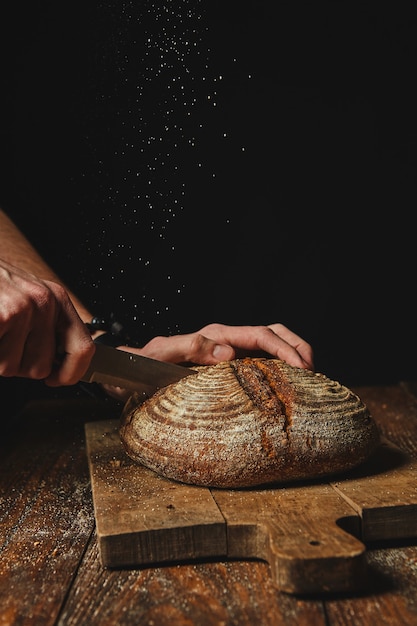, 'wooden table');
1,381,417,626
